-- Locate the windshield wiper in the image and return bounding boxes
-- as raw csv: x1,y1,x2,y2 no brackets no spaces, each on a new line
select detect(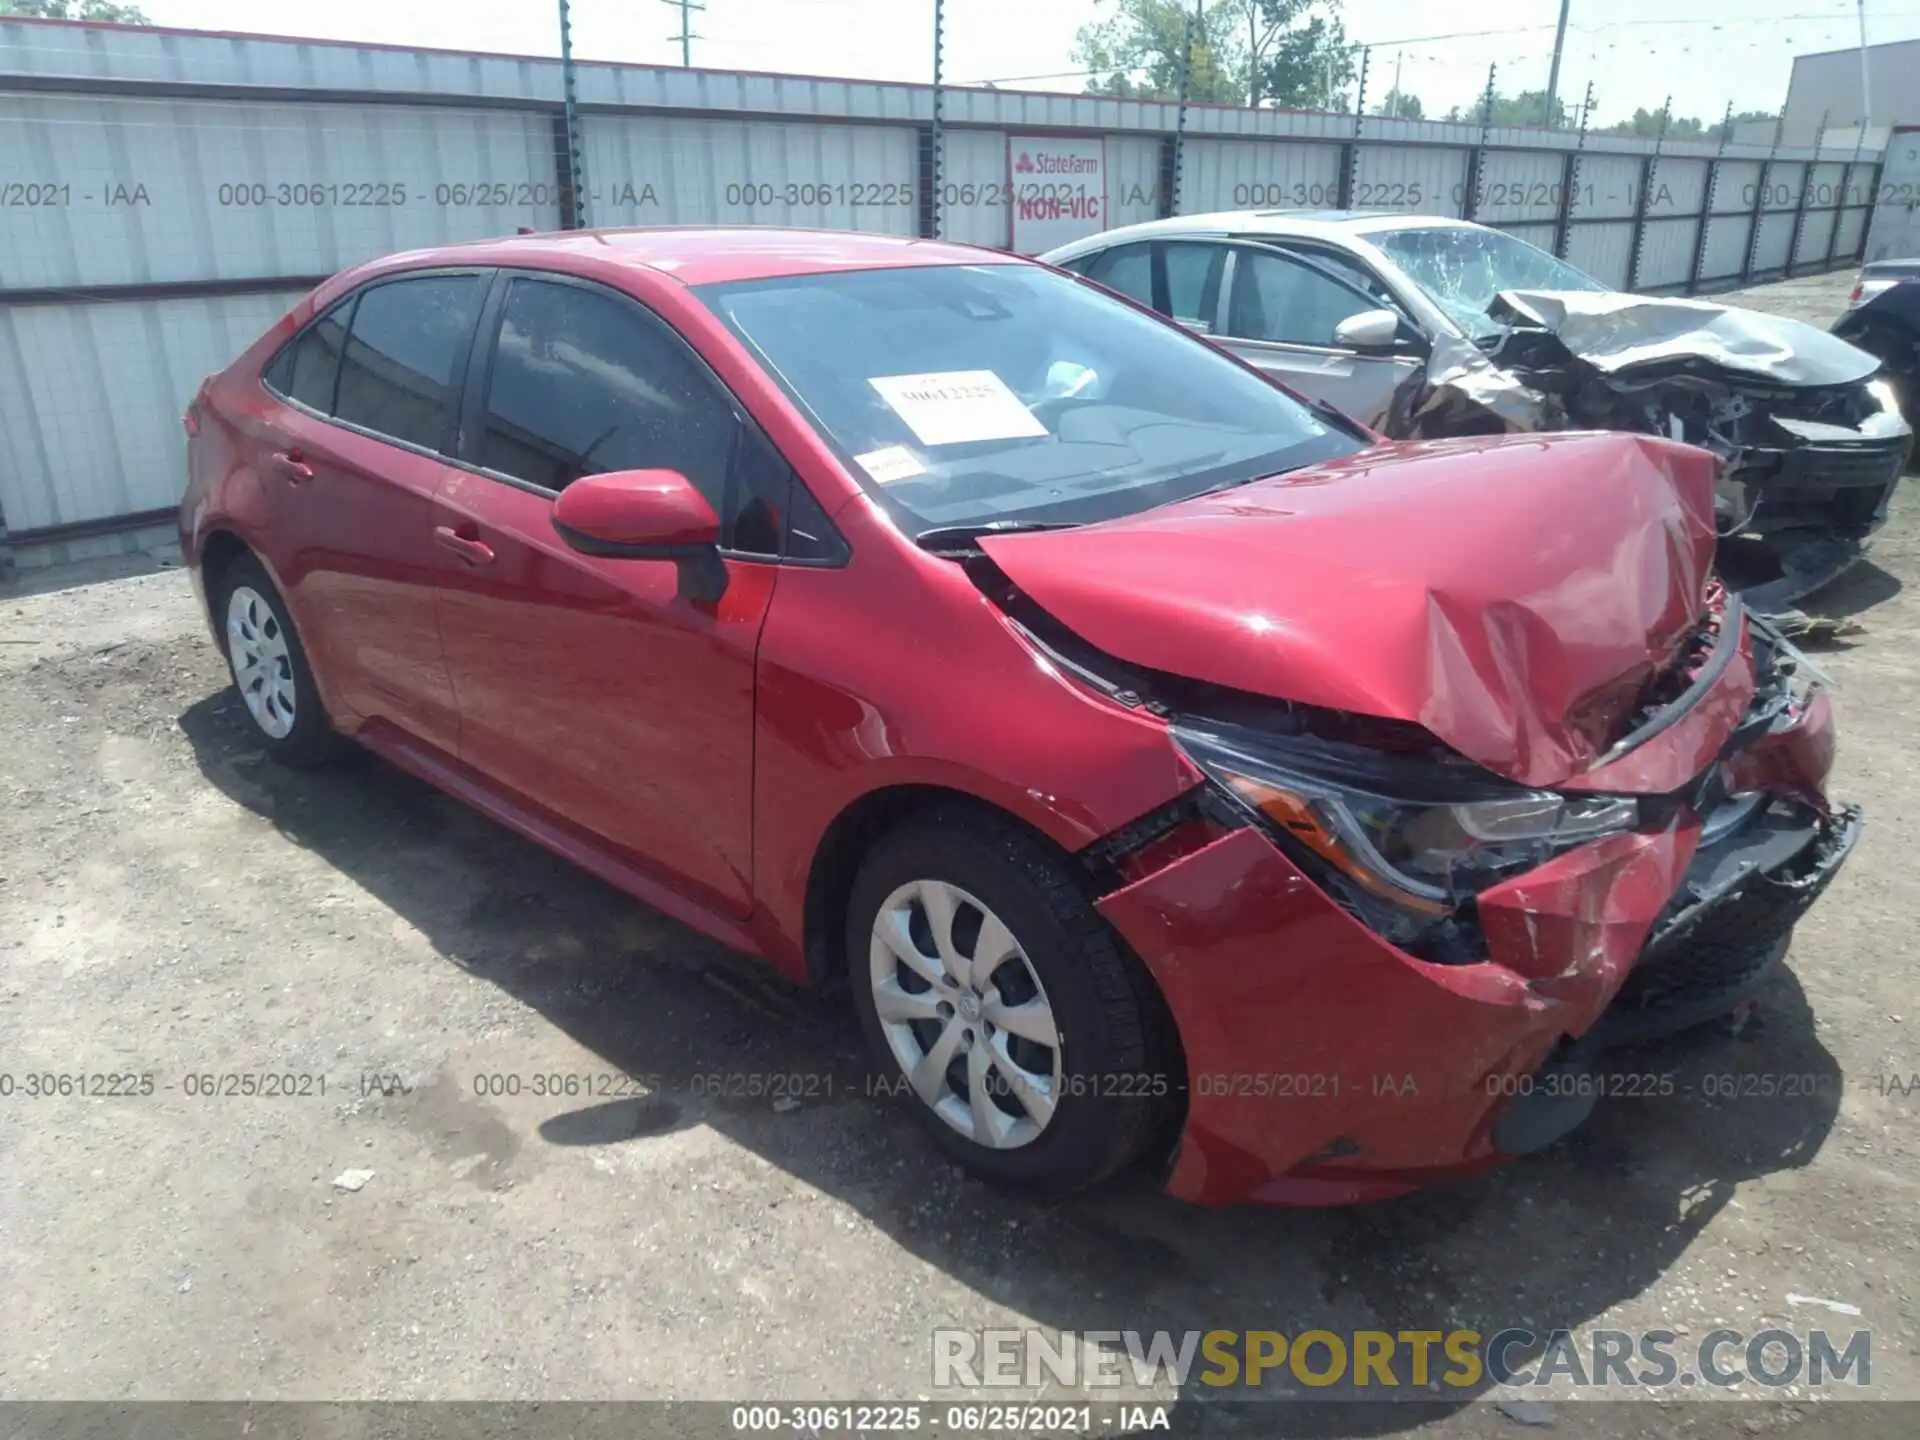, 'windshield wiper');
913,520,1080,553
